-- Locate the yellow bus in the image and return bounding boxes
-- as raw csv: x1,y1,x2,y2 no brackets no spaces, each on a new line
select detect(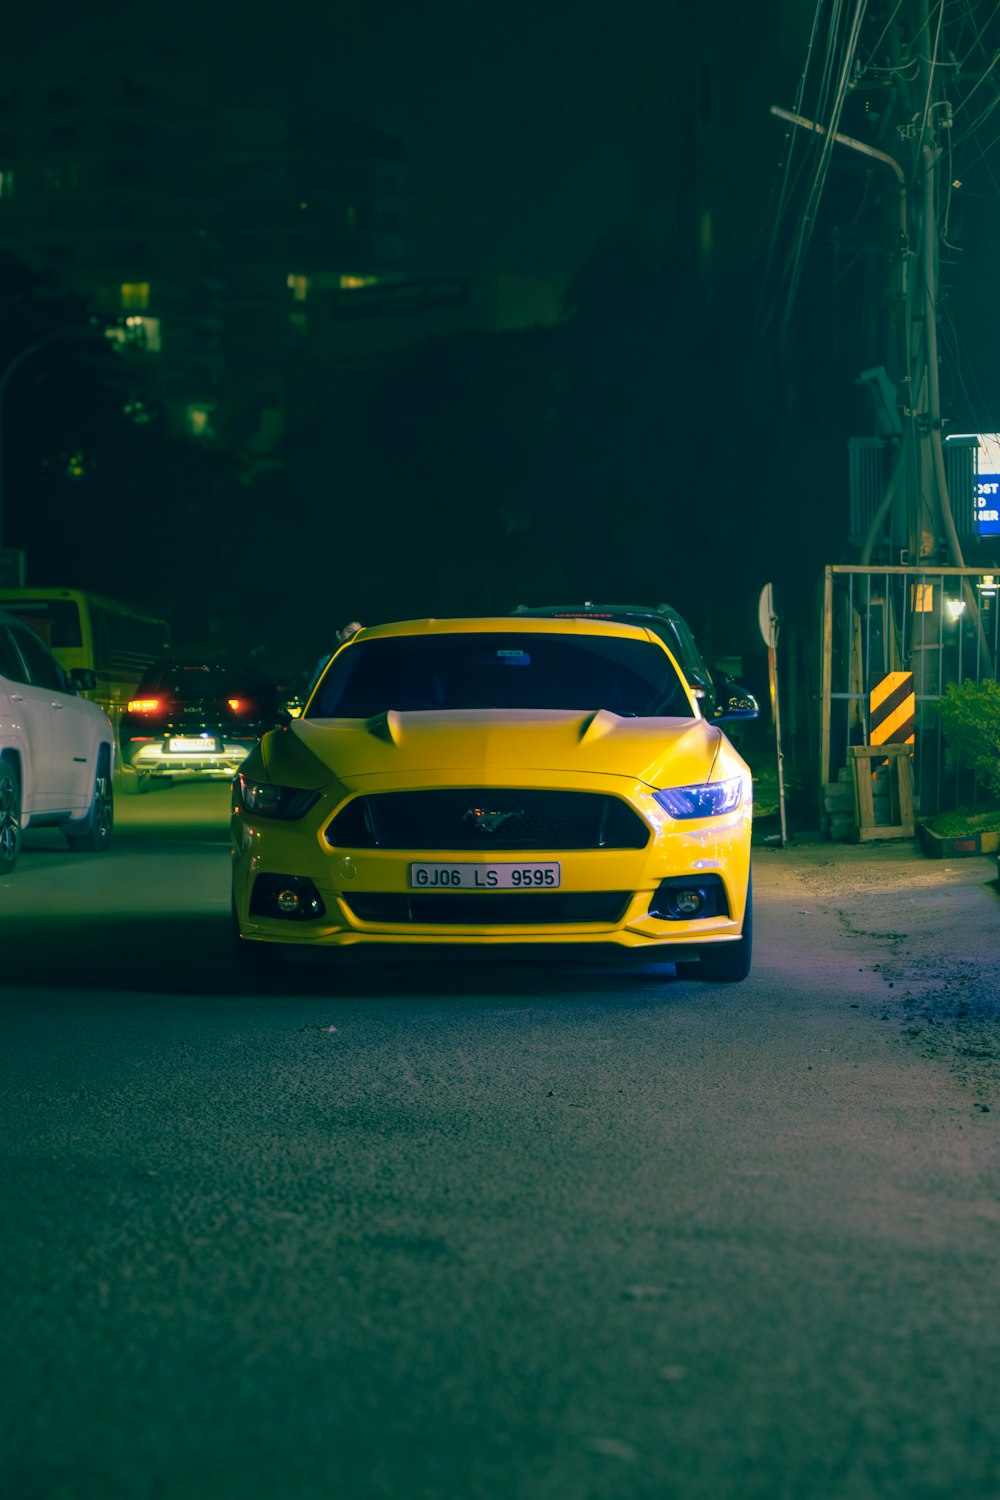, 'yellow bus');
0,587,170,745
